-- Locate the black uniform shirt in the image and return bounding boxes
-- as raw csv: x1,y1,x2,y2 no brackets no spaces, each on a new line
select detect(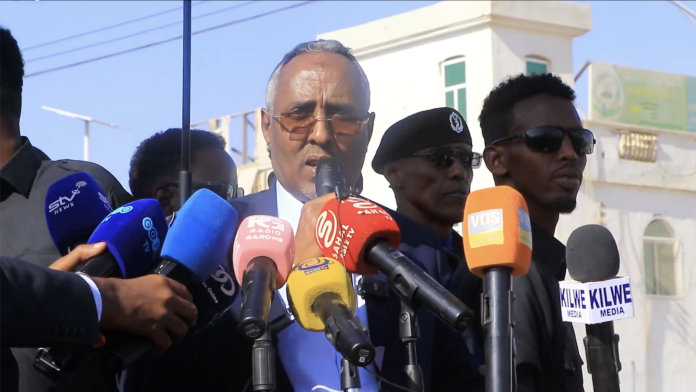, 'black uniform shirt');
0,137,133,392
513,222,585,392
